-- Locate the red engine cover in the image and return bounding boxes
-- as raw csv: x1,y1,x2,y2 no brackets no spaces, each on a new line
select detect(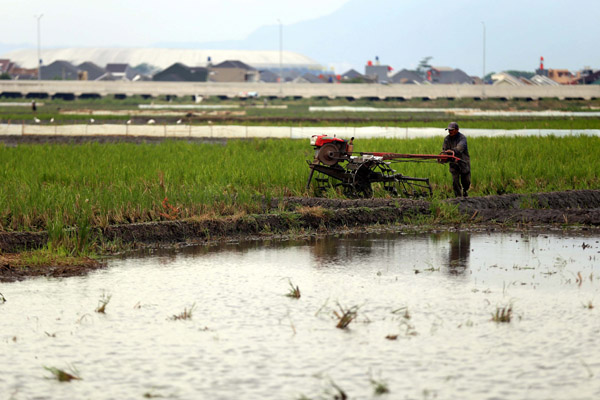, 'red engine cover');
314,135,346,147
